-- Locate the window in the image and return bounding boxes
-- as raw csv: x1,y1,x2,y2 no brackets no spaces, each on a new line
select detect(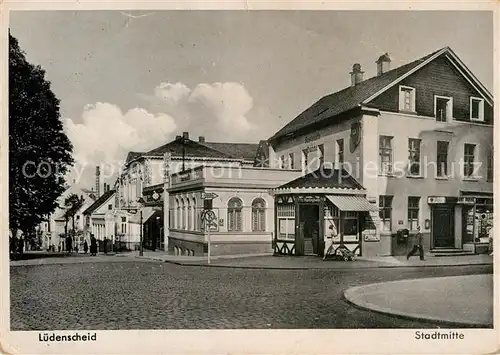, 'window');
192,198,198,231
434,96,453,122
487,147,493,182
408,197,420,231
288,153,295,169
187,199,192,230
121,216,127,234
324,204,340,242
437,141,449,177
342,211,359,242
302,149,309,172
464,143,476,178
278,155,285,169
278,204,295,240
379,195,393,231
318,145,325,167
470,97,485,121
251,198,266,232
227,197,243,231
108,204,113,210
176,199,180,229
408,138,421,176
336,139,344,167
399,86,416,112
181,199,185,229
379,136,393,174
76,215,80,221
